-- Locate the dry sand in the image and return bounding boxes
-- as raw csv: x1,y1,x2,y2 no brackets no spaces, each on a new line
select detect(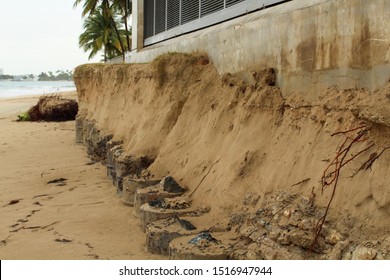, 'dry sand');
0,93,163,260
